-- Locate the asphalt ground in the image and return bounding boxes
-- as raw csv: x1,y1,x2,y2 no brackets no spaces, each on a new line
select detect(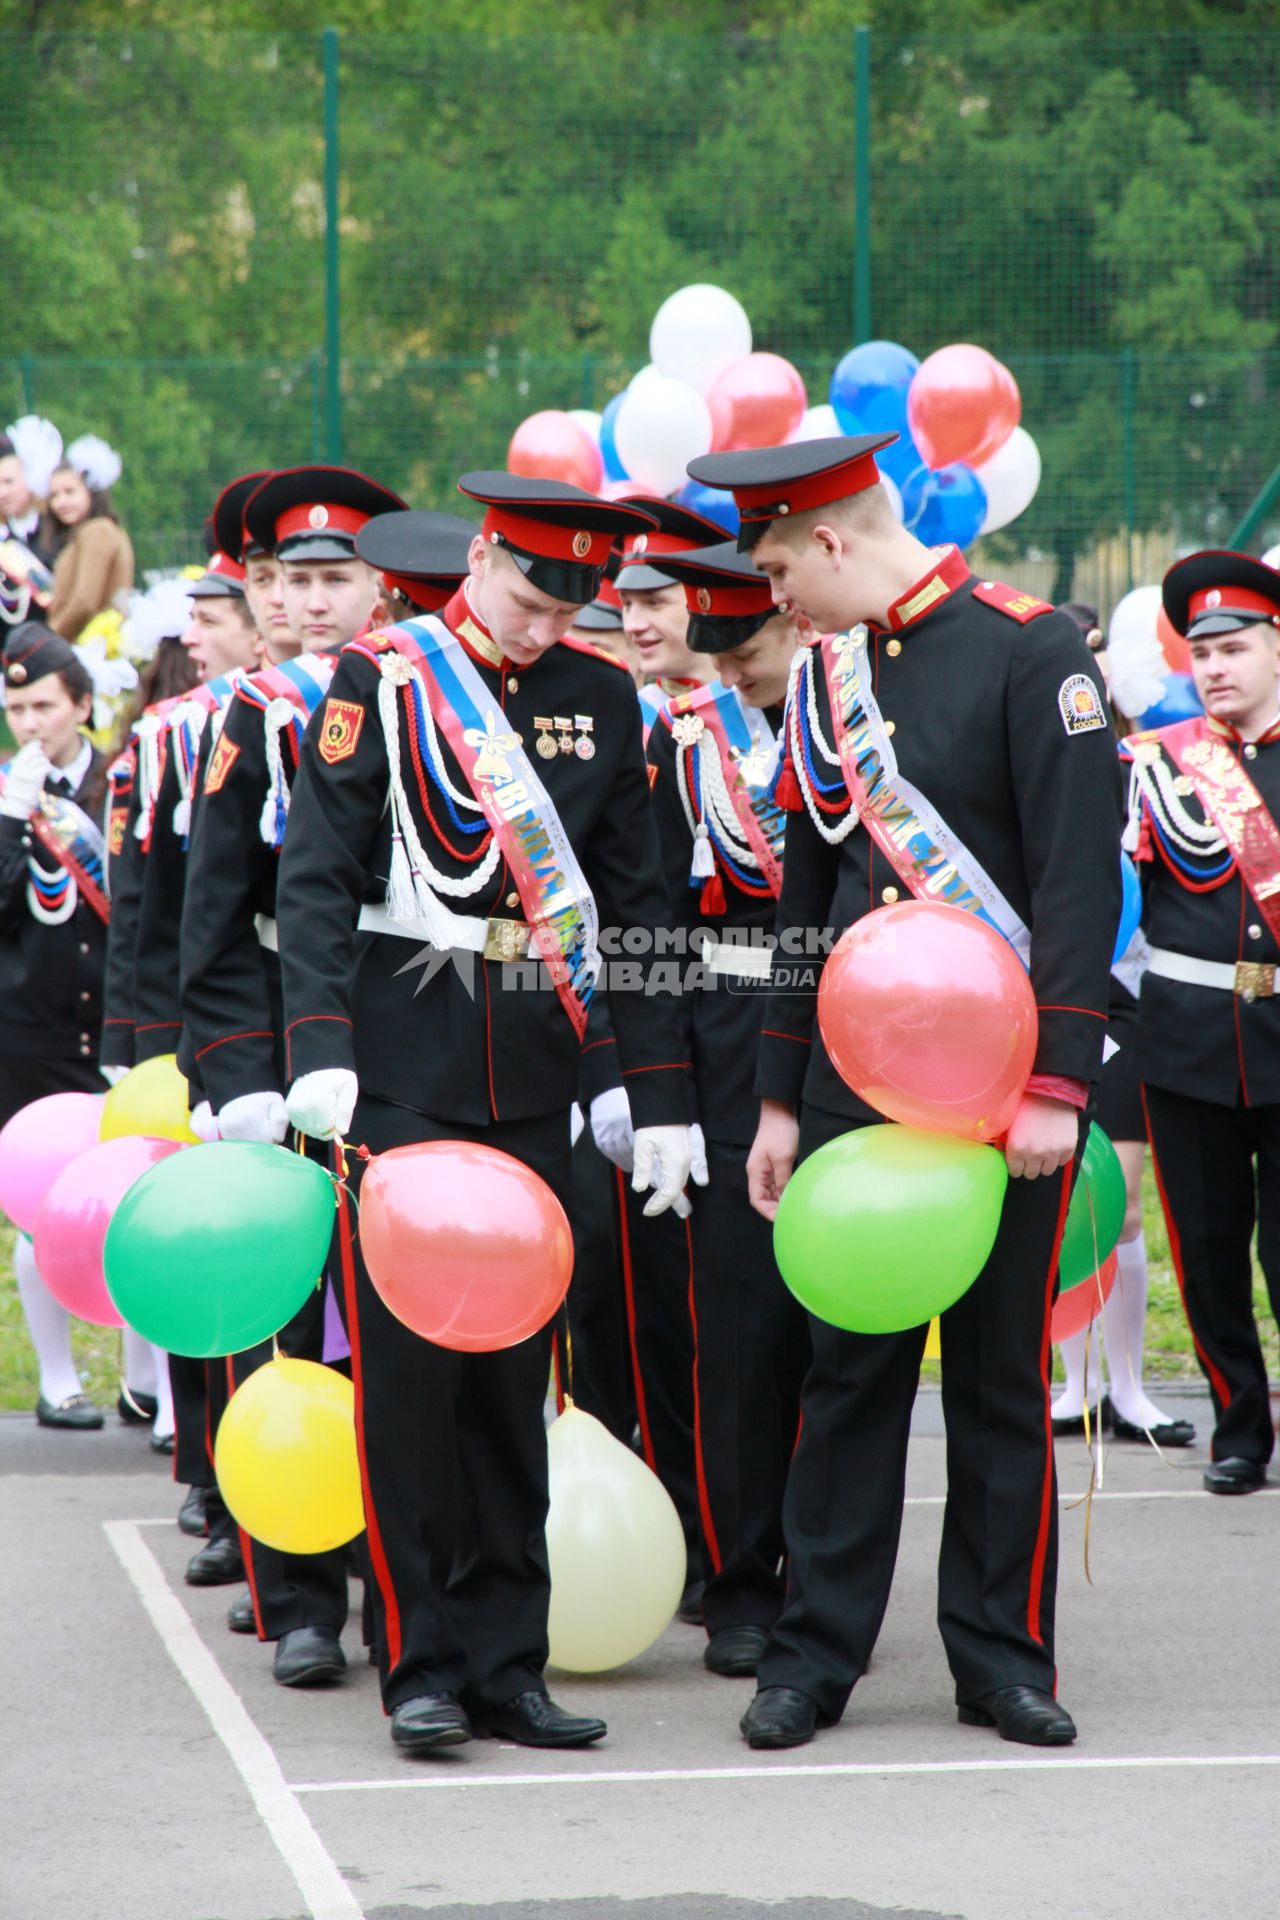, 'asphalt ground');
3,1385,1276,1920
